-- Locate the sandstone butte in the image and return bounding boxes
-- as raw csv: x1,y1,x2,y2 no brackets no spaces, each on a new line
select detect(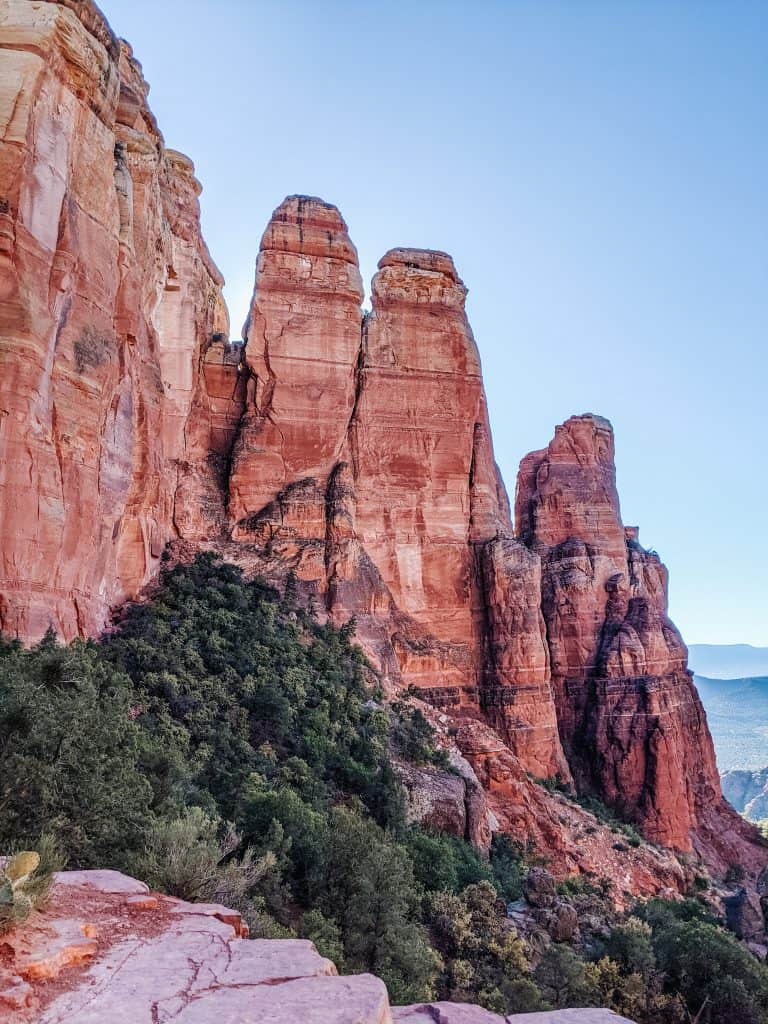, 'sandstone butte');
0,868,636,1024
0,0,766,963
